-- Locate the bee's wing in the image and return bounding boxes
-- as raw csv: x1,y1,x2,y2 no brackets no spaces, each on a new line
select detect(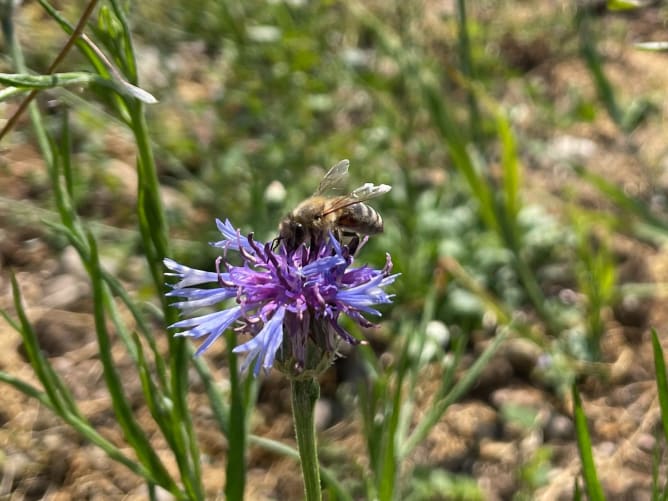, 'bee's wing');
349,182,392,201
315,159,350,195
319,182,392,216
